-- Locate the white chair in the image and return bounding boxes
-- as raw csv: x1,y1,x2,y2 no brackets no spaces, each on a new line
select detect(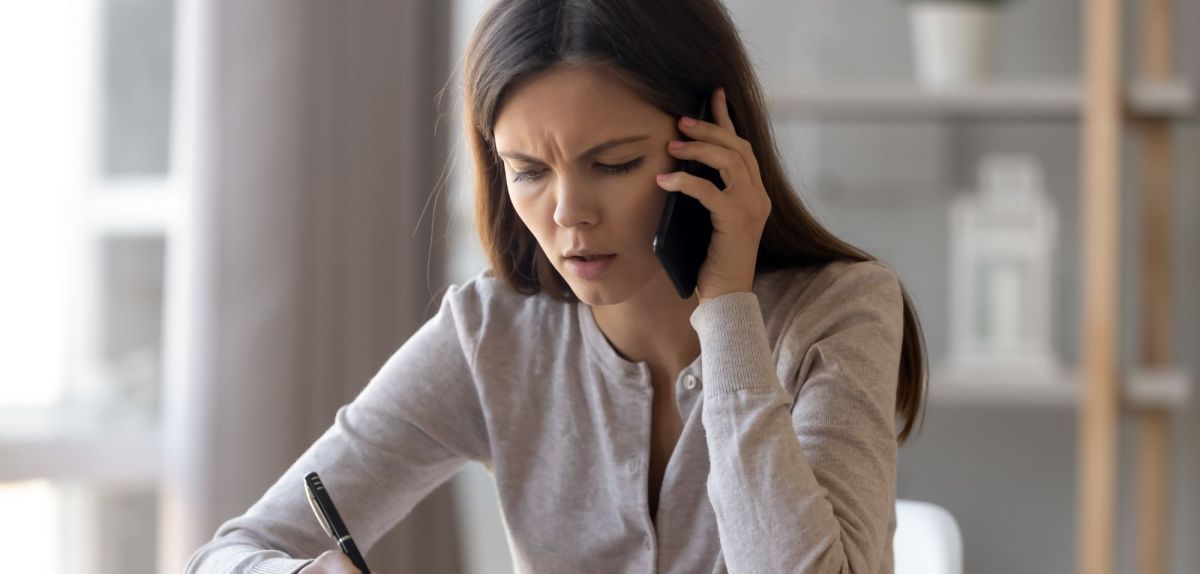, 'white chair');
894,499,963,574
